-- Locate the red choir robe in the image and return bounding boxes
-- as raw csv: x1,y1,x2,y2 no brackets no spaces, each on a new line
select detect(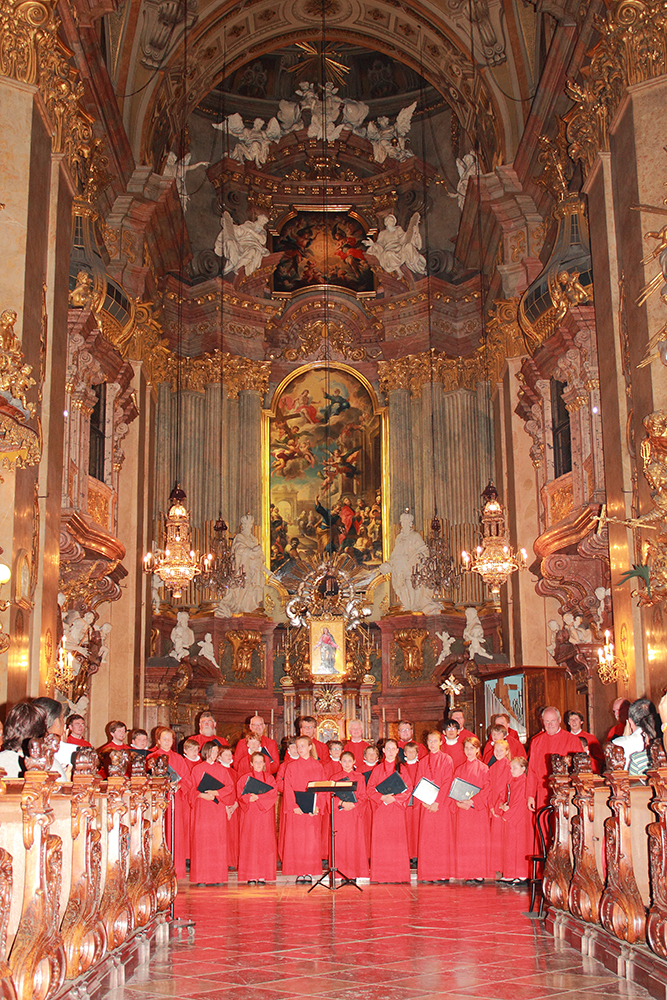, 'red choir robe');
416,751,455,881
68,736,93,748
360,763,377,856
343,739,370,770
367,761,413,883
607,721,625,740
189,759,236,883
500,771,532,879
402,758,421,859
526,728,582,809
236,771,278,881
220,761,239,865
280,755,326,876
573,729,605,773
457,727,476,742
482,729,526,763
324,757,344,778
327,767,369,879
190,733,230,749
310,738,330,763
233,737,279,776
451,757,491,879
398,739,427,760
487,756,511,877
147,747,193,879
441,738,466,771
